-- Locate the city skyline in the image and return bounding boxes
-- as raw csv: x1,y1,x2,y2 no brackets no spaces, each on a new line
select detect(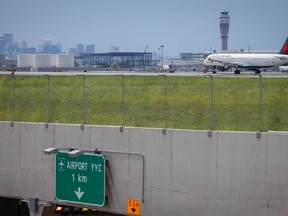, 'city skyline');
1,0,288,56
0,32,98,59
